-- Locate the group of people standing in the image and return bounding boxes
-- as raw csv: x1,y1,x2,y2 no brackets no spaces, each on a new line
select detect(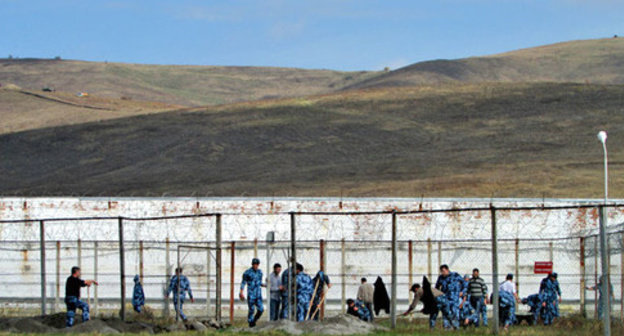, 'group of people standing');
240,258,331,327
404,266,490,330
